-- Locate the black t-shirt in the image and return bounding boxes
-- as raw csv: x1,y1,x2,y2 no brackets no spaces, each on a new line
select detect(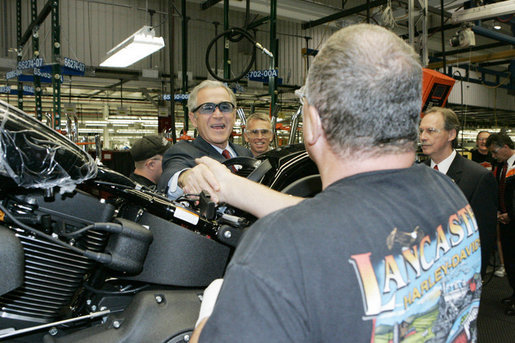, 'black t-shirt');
200,164,481,343
129,172,156,191
471,149,495,171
